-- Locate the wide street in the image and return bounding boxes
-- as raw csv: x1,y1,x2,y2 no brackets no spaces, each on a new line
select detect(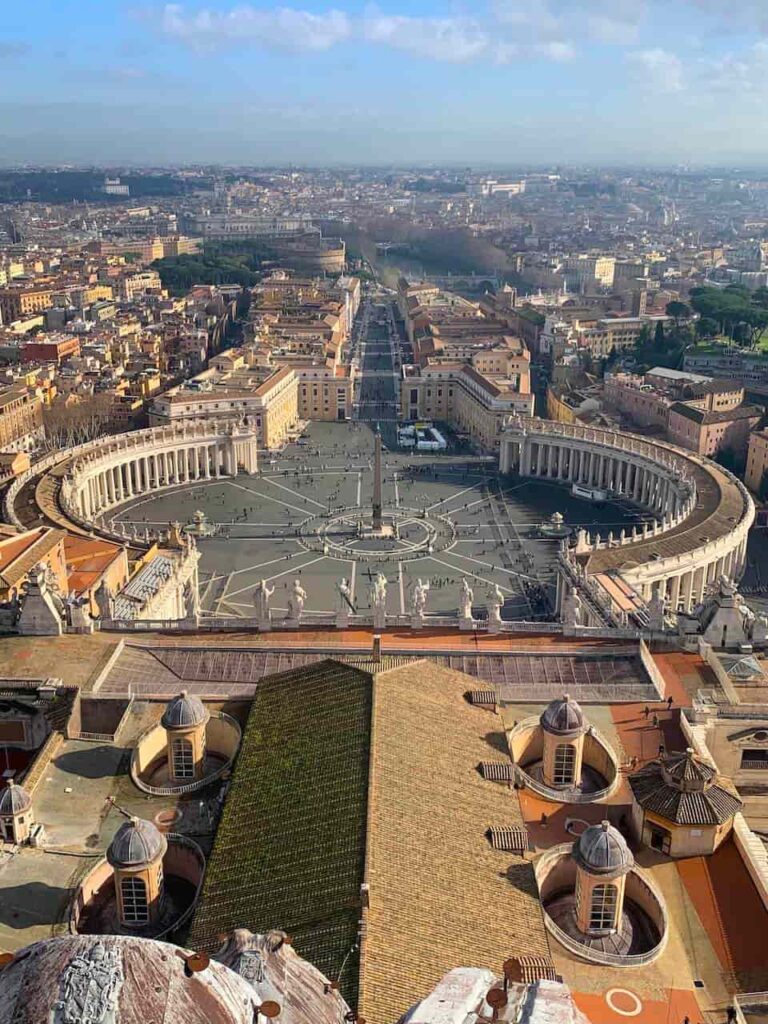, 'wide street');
352,292,401,446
